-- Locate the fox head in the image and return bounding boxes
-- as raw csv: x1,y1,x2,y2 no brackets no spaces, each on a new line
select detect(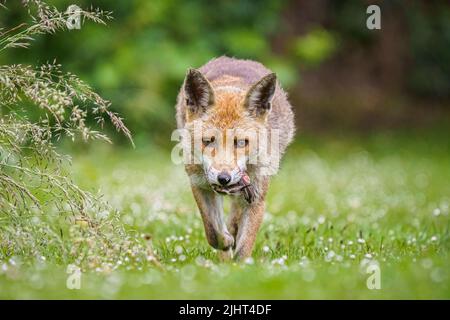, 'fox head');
182,68,277,194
